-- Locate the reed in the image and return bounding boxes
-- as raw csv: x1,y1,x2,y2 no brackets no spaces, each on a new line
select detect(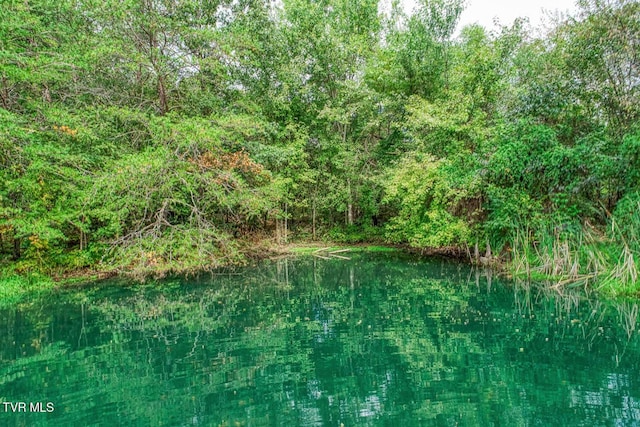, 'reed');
507,221,640,295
